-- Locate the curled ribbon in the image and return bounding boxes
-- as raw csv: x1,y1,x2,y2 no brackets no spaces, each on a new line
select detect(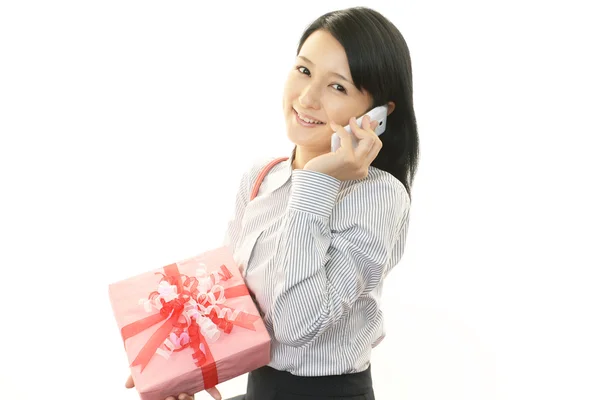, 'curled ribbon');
120,259,260,389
